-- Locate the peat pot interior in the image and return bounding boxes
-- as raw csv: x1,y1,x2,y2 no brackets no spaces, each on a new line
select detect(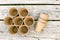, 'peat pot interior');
9,26,18,34
24,16,34,26
4,16,12,25
9,7,18,16
18,8,28,18
13,17,23,25
18,25,28,35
